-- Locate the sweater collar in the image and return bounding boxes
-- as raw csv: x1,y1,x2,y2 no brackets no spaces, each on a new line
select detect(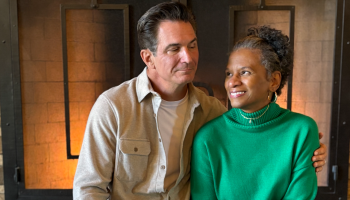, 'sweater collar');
230,103,283,126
